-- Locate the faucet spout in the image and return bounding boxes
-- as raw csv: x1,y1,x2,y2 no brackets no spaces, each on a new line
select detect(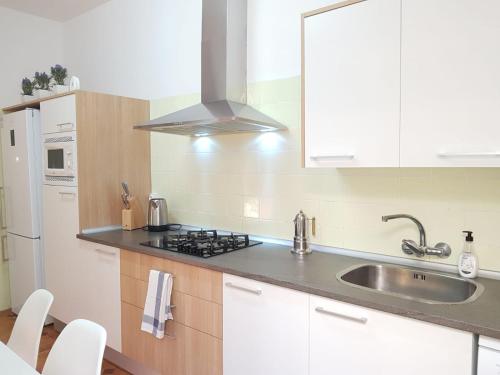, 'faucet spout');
381,214,451,259
381,214,427,247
